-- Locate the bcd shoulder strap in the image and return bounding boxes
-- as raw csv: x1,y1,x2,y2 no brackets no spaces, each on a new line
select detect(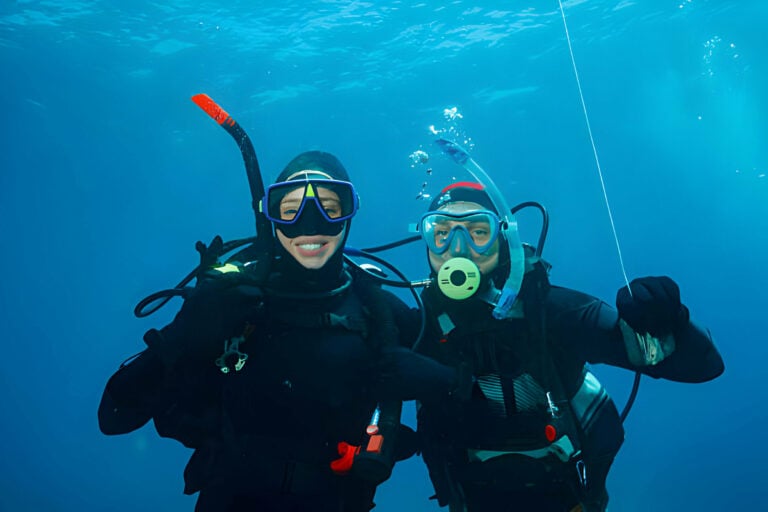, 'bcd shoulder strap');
349,271,399,350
